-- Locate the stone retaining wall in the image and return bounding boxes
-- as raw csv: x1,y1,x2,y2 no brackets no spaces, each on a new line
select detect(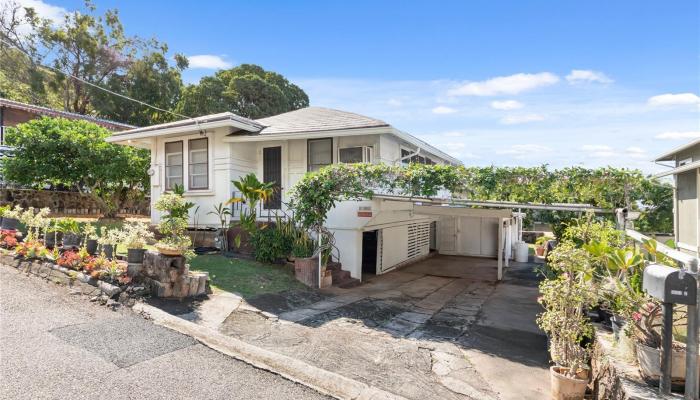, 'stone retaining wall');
0,188,149,216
